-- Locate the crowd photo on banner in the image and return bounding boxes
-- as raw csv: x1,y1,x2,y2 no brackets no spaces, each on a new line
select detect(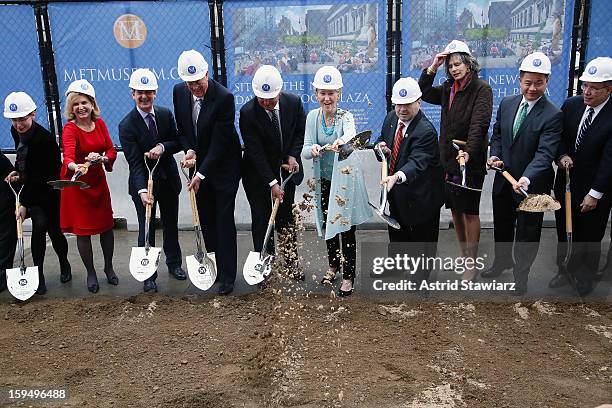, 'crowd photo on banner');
0,0,611,303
